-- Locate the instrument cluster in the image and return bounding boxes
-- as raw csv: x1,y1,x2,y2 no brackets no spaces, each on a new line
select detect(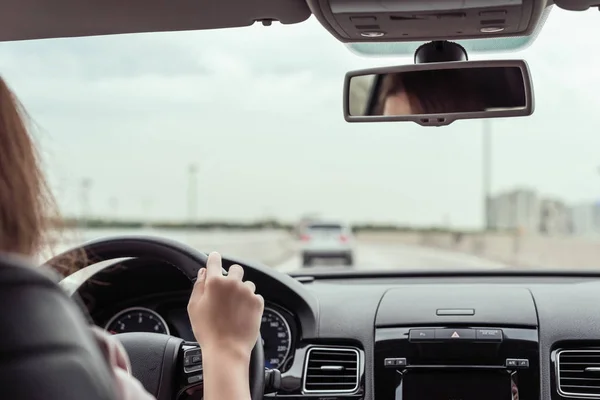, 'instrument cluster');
104,302,296,371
